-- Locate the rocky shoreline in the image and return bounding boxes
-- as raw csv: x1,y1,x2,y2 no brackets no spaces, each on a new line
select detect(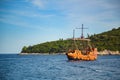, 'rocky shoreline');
20,50,120,55
20,53,63,55
98,50,120,55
